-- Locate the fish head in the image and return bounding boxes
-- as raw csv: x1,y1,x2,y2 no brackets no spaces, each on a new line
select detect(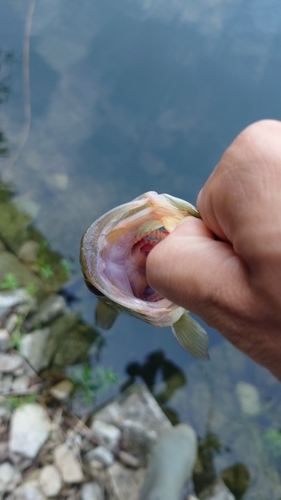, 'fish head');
80,191,200,327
